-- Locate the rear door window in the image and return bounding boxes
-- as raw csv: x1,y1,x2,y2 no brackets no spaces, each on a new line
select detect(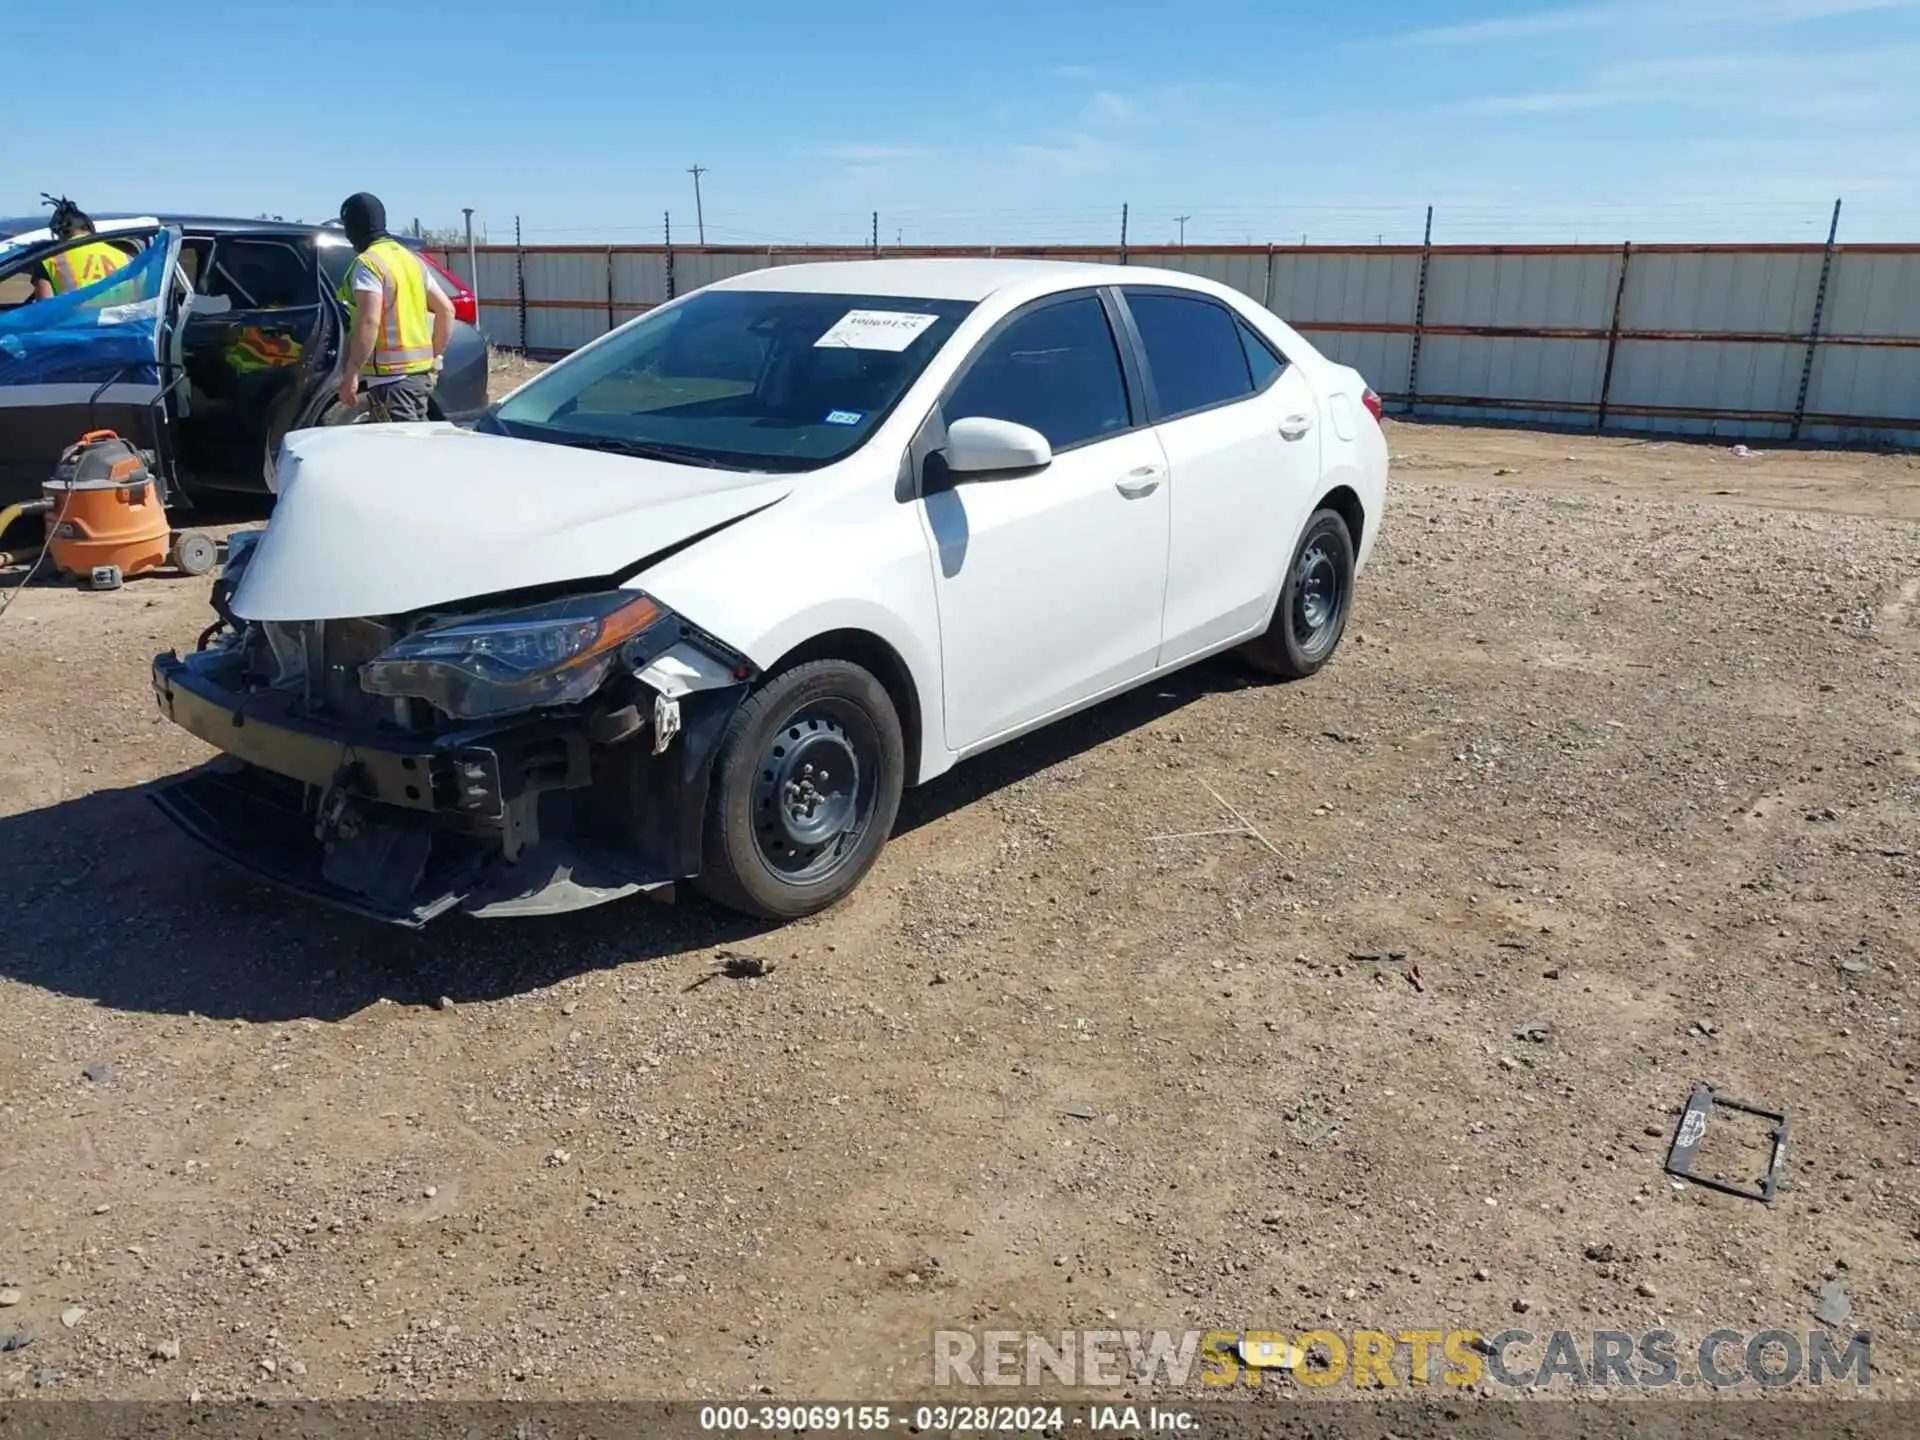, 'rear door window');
1123,290,1256,419
204,238,313,309
943,294,1132,451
